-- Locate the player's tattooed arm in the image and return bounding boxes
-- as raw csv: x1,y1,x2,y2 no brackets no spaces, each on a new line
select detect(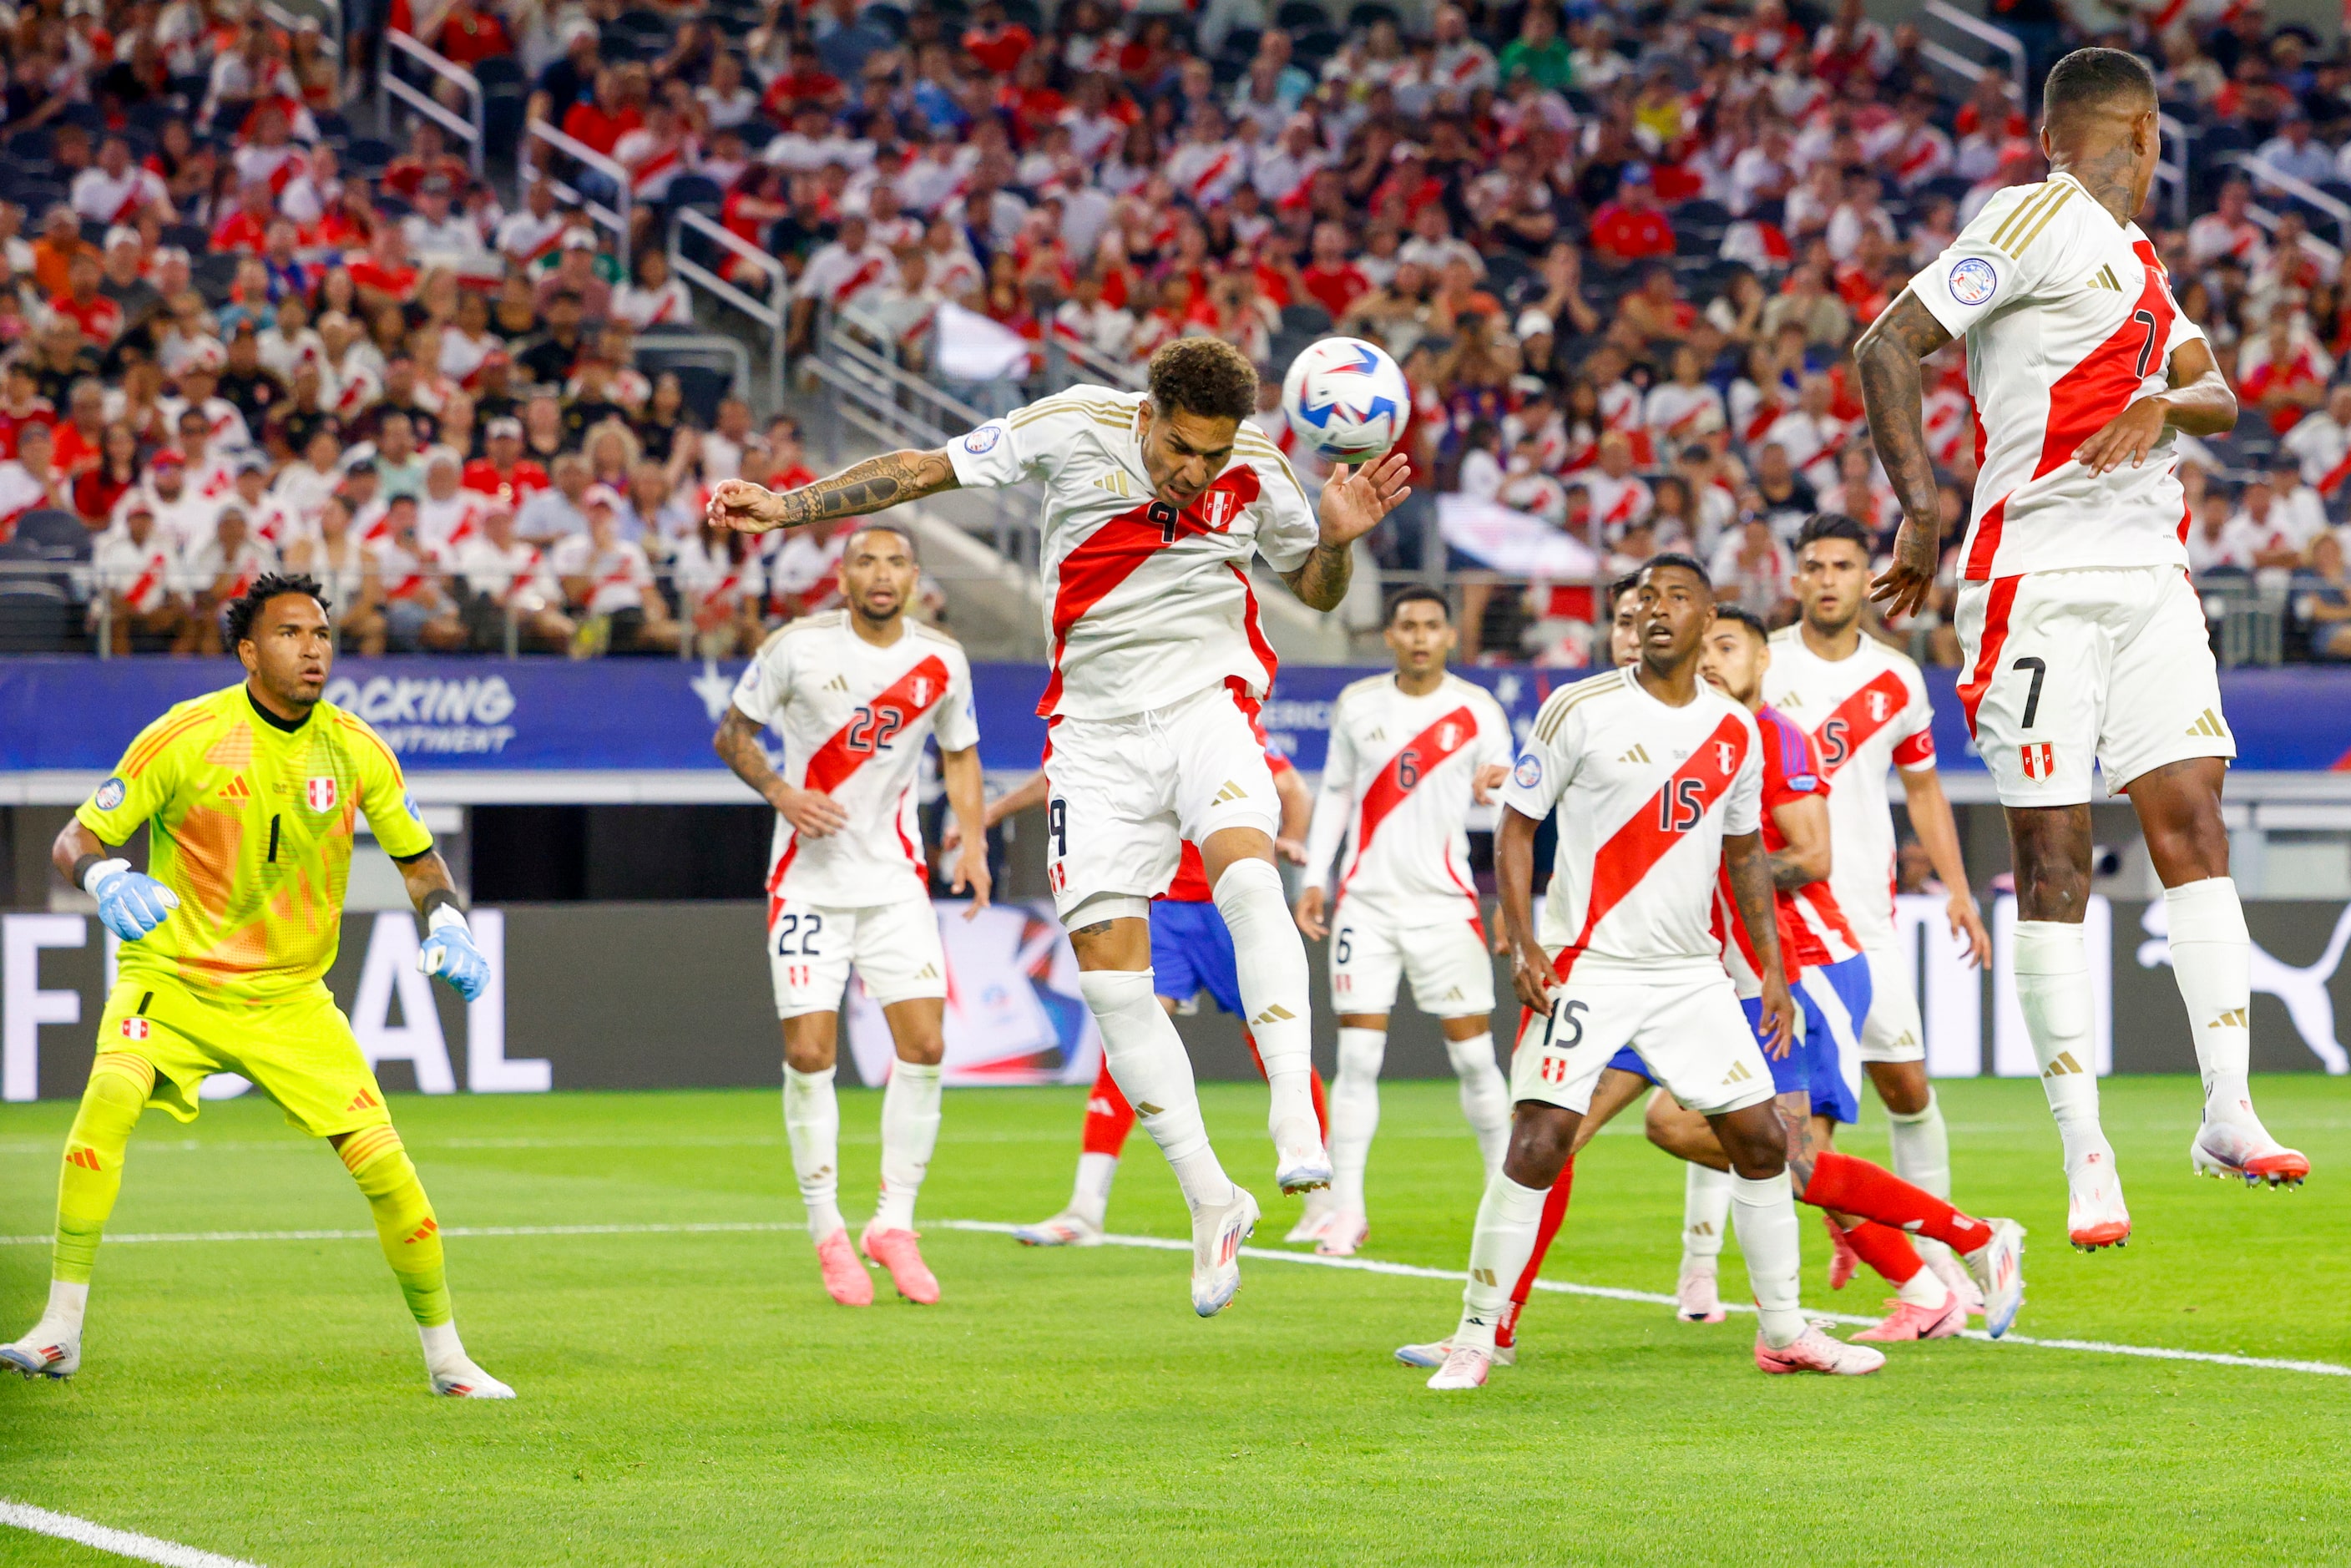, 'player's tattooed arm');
1767,793,1832,893
390,845,463,918
1281,540,1355,611
1724,830,1795,1056
705,448,960,535
1853,291,1955,620
714,706,847,837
